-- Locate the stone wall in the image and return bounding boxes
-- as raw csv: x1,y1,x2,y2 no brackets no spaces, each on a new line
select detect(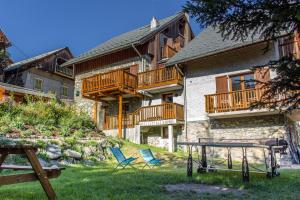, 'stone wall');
179,114,286,162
